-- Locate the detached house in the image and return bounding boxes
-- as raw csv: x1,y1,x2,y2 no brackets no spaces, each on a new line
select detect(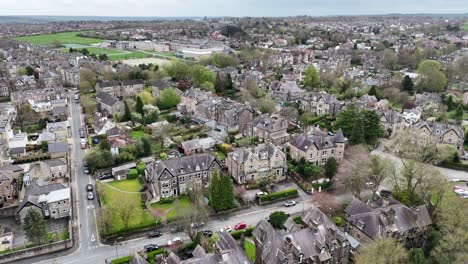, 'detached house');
92,116,115,135
289,128,346,165
344,196,432,248
227,144,287,184
148,154,221,199
300,92,345,116
412,121,464,152
248,114,289,145
96,92,124,117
